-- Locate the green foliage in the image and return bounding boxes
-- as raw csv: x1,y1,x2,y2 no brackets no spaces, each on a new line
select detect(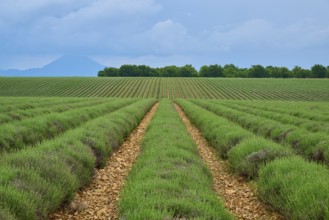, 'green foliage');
286,130,329,162
159,65,180,77
0,98,107,125
98,67,120,77
199,64,223,77
0,141,91,219
0,78,329,101
223,64,244,77
98,63,328,78
179,100,252,158
266,66,291,78
228,137,292,178
0,99,156,219
119,65,143,77
180,64,198,77
0,207,16,220
248,65,267,78
193,100,329,164
178,99,329,219
0,99,136,153
100,64,198,77
176,100,290,179
119,100,232,219
292,66,312,78
0,97,84,113
311,64,327,78
258,156,329,219
222,99,329,122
